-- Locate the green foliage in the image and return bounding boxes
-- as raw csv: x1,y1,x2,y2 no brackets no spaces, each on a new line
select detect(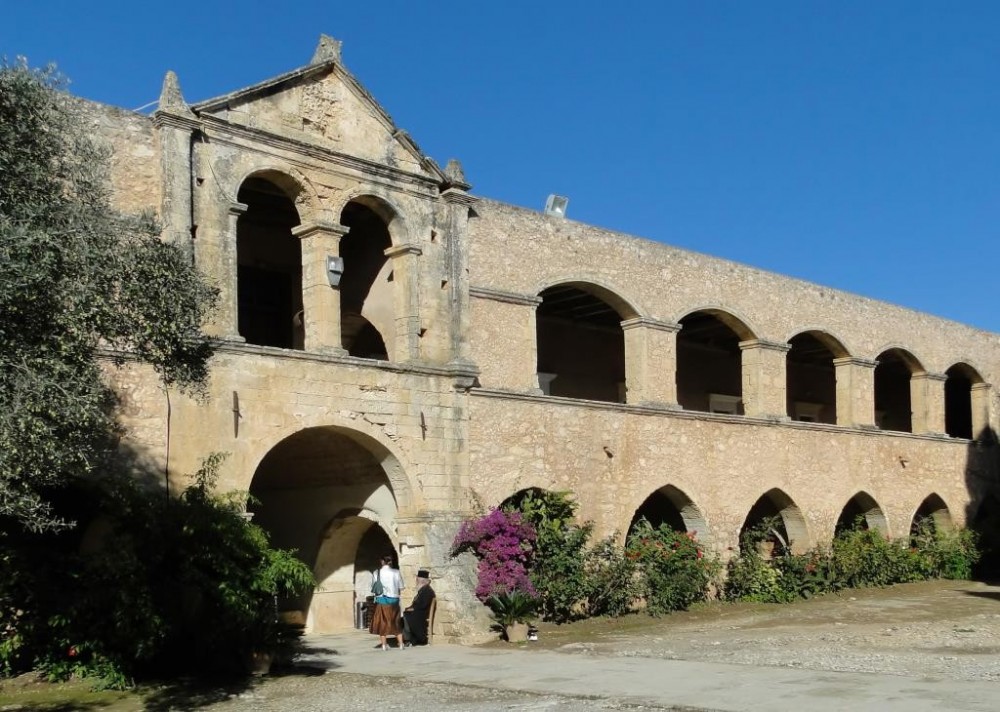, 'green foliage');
0,59,217,532
486,590,538,627
0,456,314,687
626,519,720,616
724,520,981,604
582,535,640,618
